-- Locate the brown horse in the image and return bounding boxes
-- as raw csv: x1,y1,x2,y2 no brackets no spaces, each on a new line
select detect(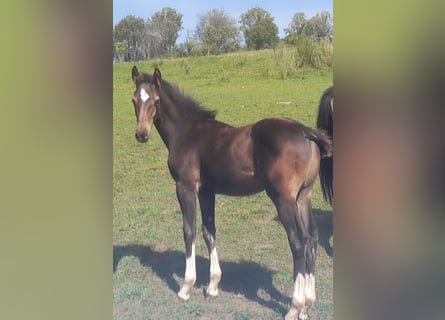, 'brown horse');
317,86,334,204
130,66,333,320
